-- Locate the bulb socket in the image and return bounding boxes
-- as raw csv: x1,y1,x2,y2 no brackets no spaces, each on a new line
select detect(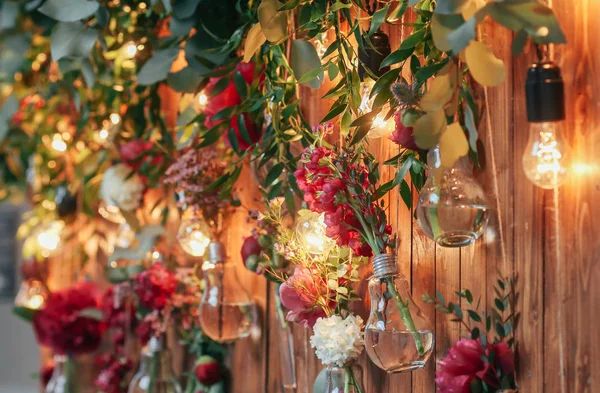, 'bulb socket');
358,31,391,81
208,241,225,264
372,253,398,276
525,61,565,123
